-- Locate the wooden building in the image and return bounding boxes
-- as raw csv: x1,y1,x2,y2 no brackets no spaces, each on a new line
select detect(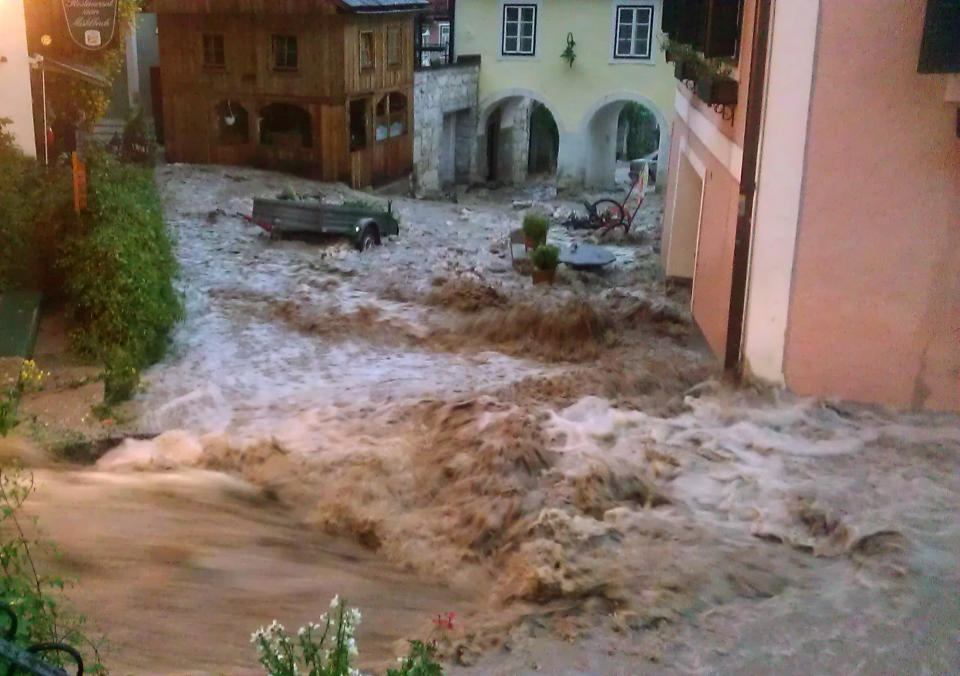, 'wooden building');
147,0,427,187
